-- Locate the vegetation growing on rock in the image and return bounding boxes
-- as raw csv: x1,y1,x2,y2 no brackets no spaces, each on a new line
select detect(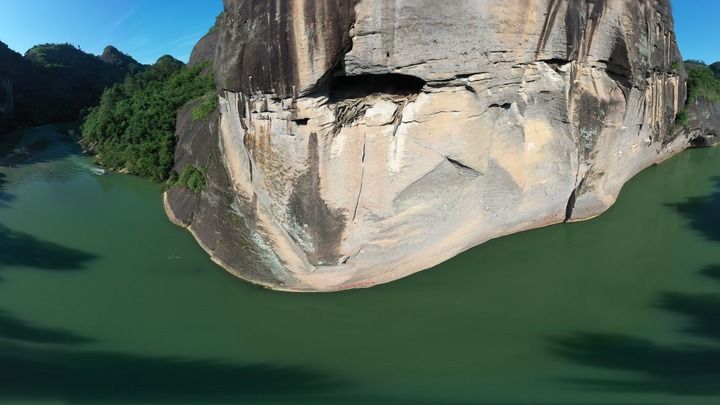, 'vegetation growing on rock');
672,60,720,131
192,92,218,121
674,108,689,128
174,165,206,193
81,58,214,181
